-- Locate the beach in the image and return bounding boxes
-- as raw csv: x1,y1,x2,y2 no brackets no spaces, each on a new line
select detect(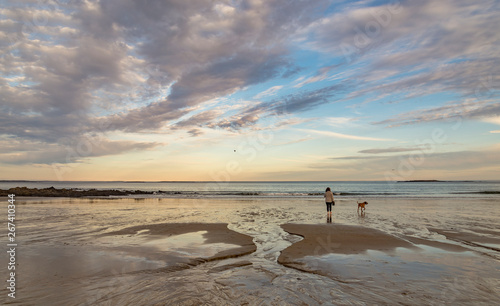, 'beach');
1,196,499,305
3,0,499,304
